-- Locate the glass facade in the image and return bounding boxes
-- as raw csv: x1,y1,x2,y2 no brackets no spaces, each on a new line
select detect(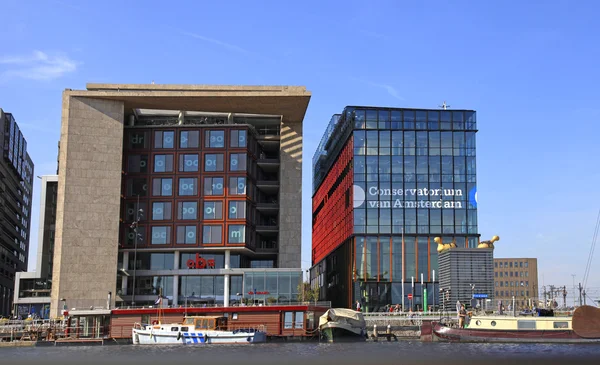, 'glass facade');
312,106,479,312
